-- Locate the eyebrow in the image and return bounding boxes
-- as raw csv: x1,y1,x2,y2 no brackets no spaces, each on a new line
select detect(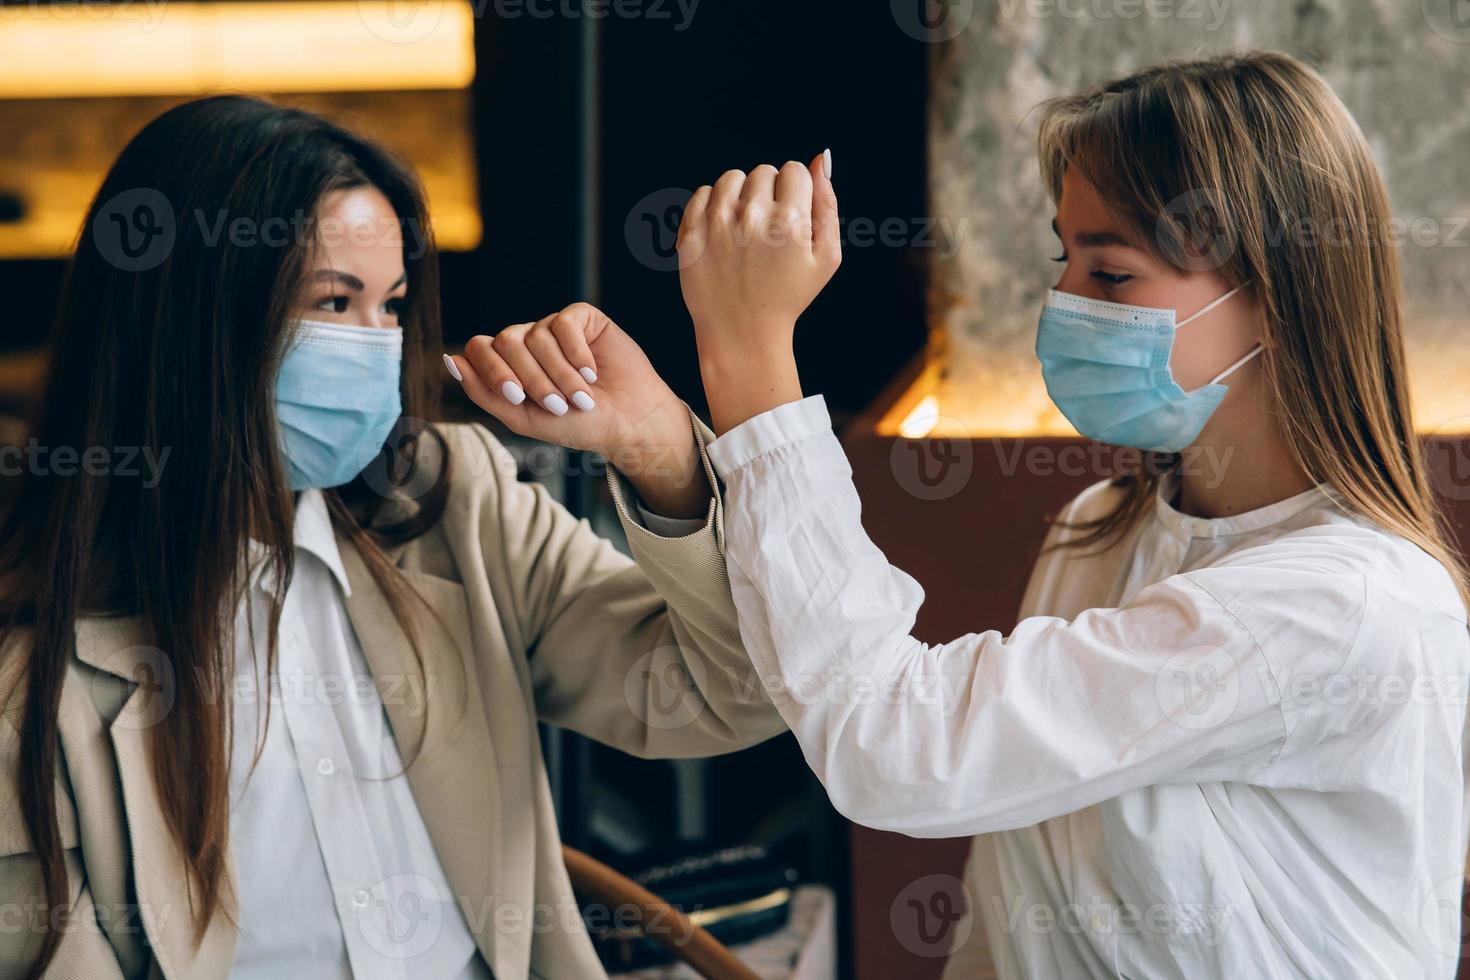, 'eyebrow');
1051,218,1136,250
310,270,407,292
